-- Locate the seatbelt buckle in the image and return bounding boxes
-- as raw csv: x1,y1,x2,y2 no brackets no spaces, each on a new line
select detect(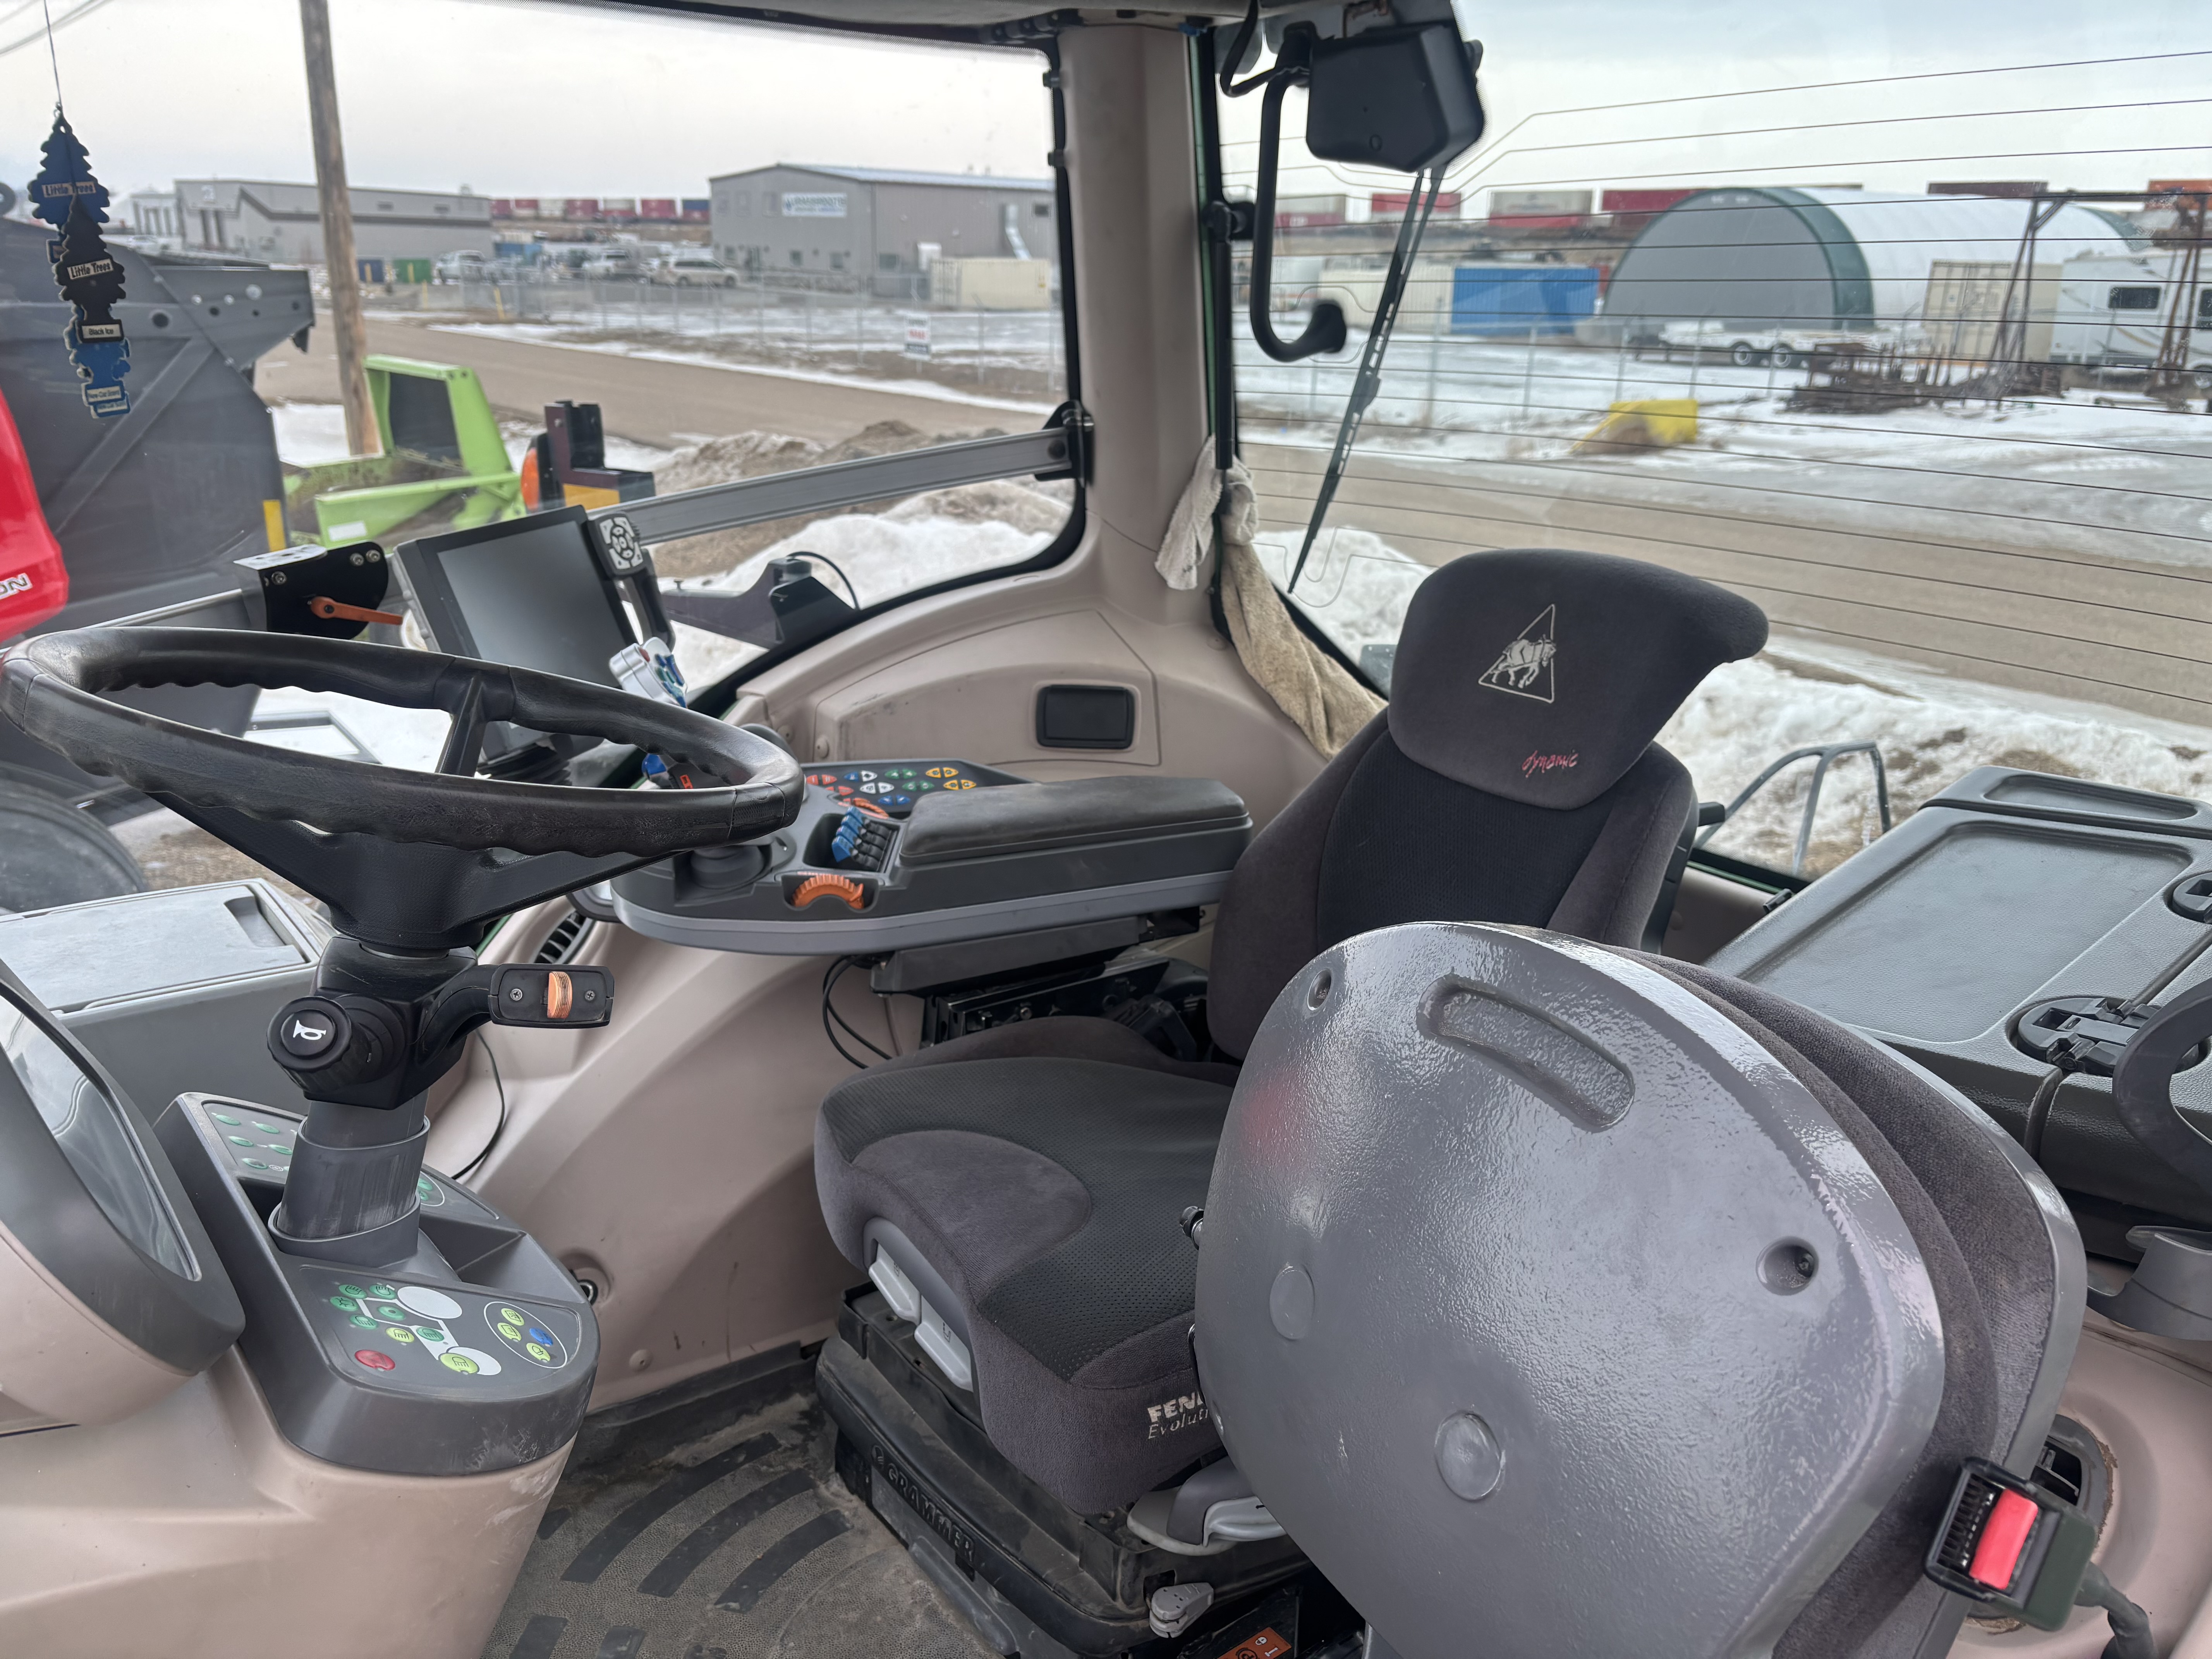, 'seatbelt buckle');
1923,1457,2098,1630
